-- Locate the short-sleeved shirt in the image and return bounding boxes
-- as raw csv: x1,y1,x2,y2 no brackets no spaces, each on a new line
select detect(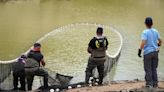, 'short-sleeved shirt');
141,28,160,55
27,50,43,65
89,36,108,49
